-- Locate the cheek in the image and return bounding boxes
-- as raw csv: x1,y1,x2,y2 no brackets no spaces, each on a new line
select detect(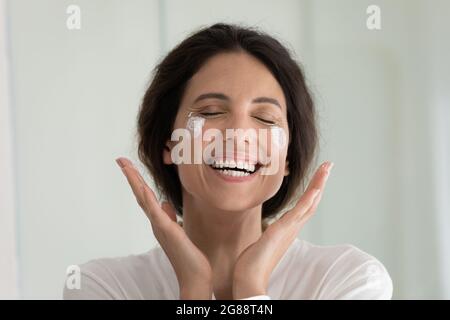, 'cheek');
176,164,201,194
258,138,289,199
270,126,287,149
262,158,288,198
259,128,289,175
175,163,214,198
